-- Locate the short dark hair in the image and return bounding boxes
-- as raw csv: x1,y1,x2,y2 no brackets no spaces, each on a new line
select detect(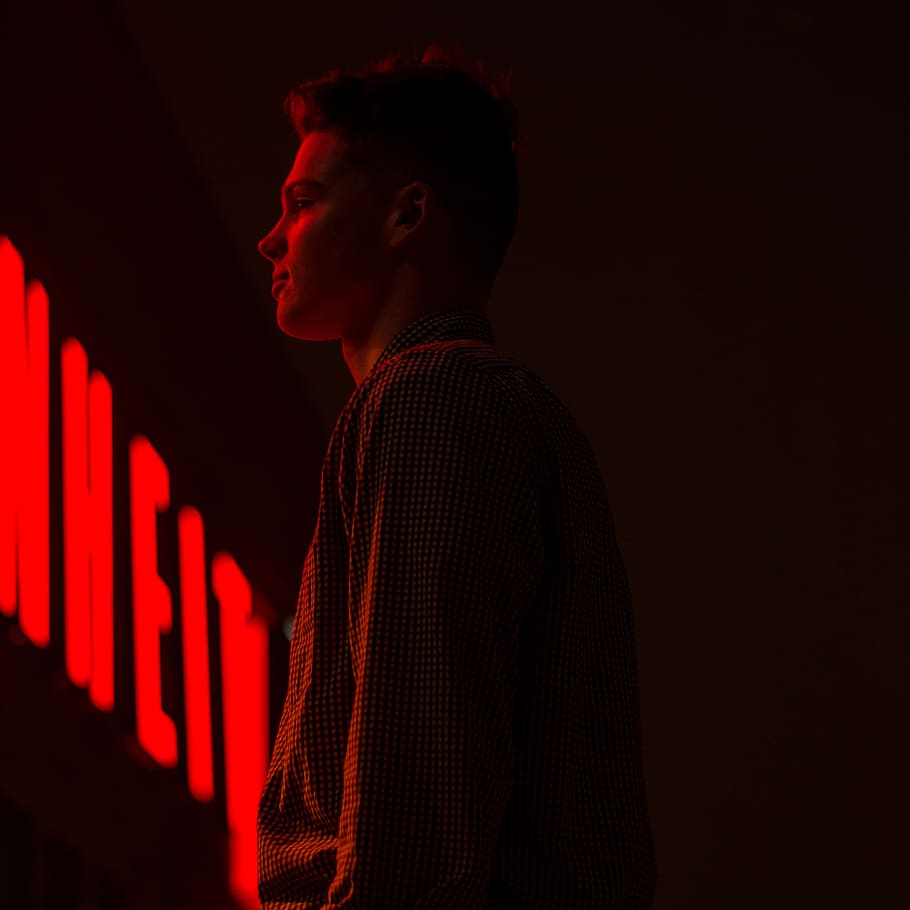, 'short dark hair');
282,41,524,289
